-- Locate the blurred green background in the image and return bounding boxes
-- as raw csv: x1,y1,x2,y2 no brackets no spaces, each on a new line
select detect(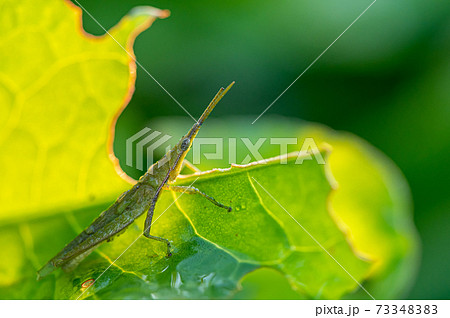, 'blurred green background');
72,0,450,299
